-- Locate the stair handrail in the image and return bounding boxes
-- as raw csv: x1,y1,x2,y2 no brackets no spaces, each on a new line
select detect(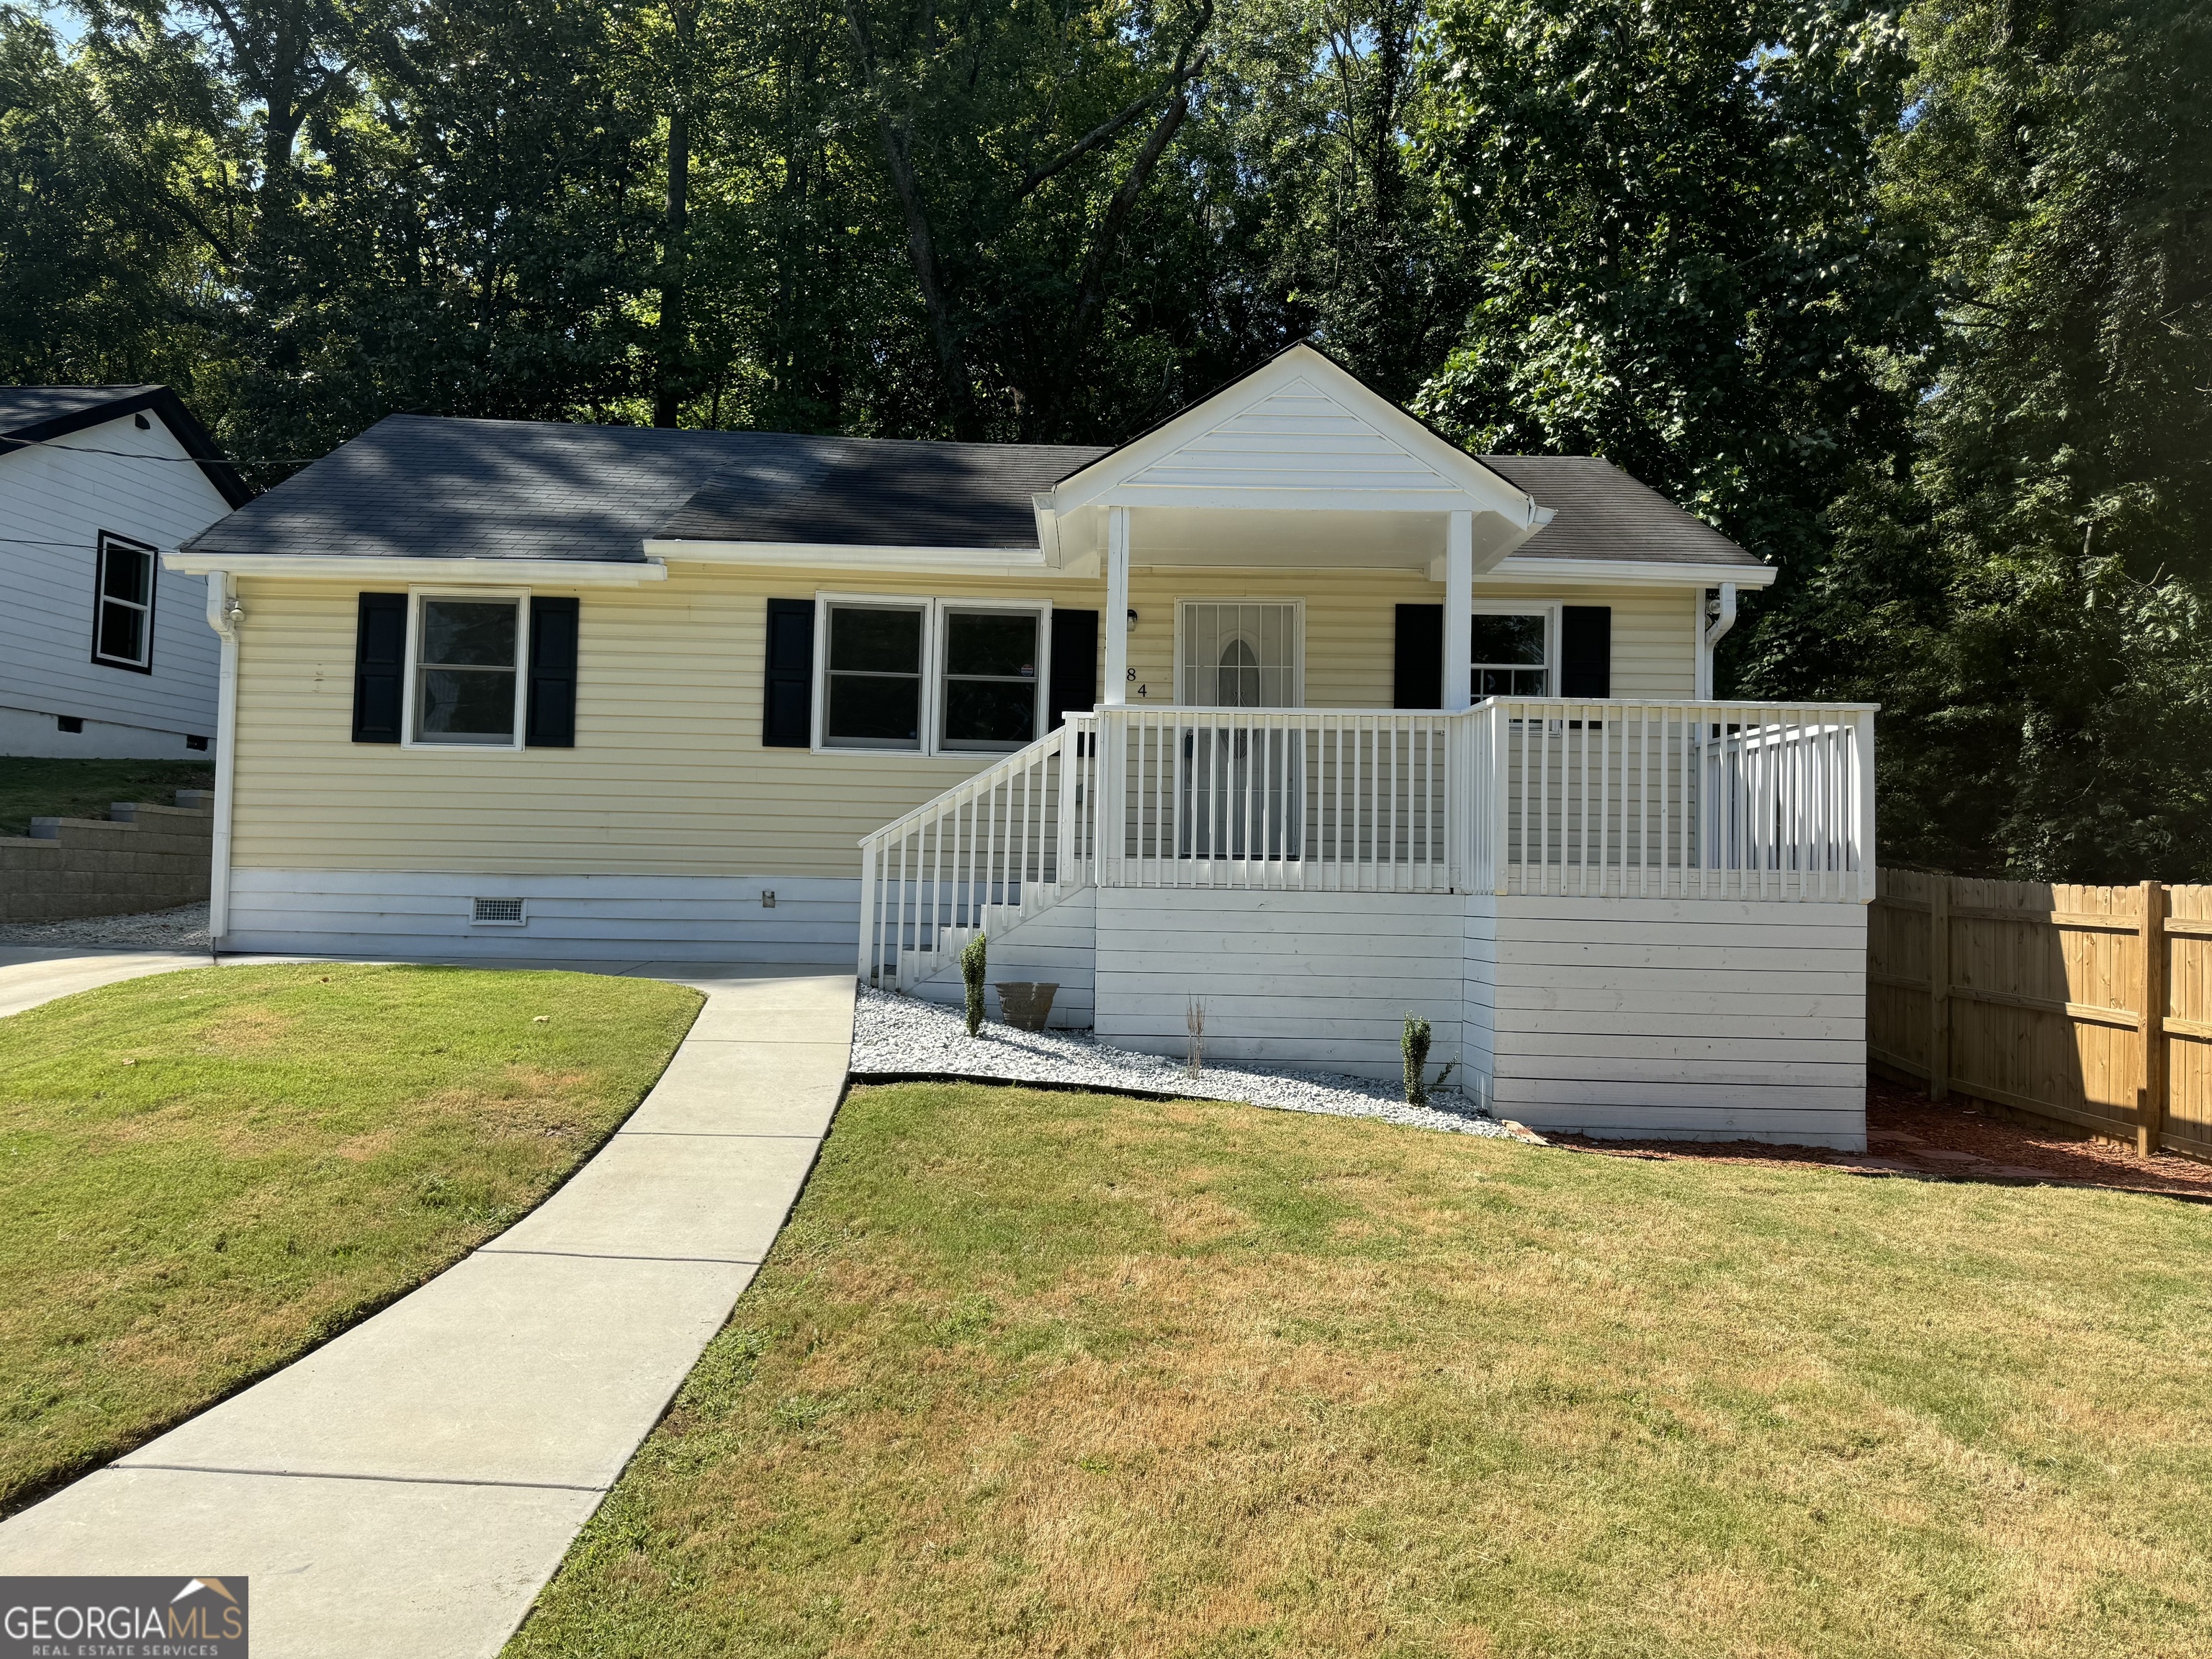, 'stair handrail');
856,724,1071,852
857,718,1092,984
